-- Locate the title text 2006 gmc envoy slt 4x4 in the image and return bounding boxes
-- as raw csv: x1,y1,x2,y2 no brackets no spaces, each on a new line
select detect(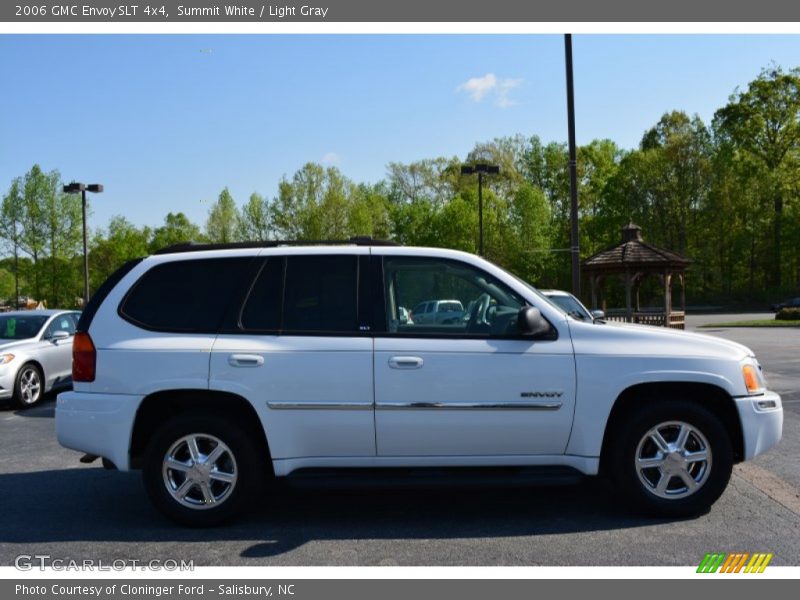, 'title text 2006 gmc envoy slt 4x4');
56,239,783,526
